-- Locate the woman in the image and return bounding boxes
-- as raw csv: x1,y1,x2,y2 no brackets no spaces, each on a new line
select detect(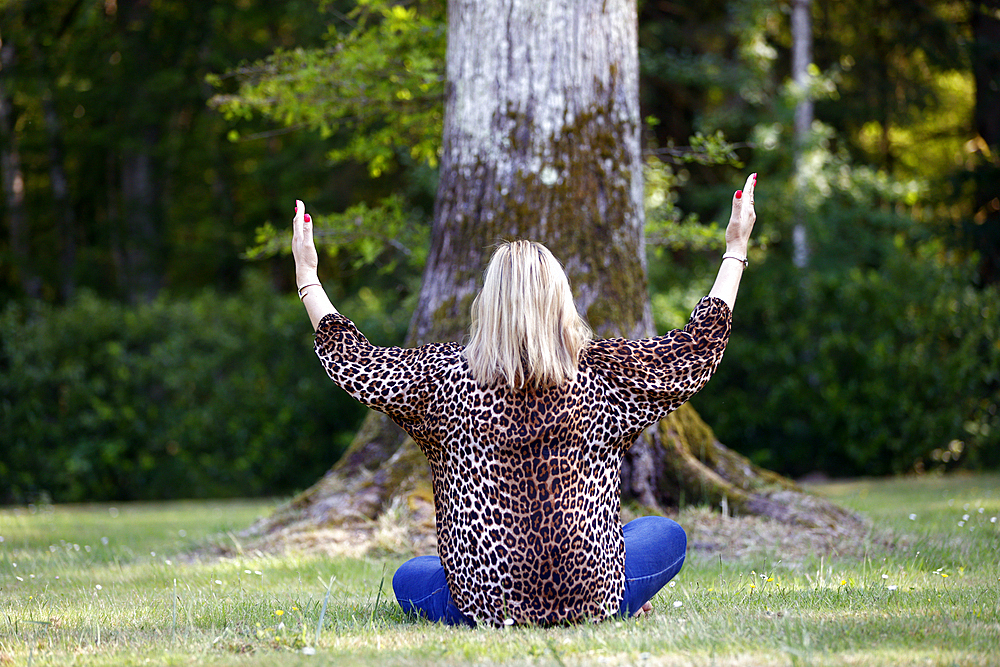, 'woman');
291,173,757,627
